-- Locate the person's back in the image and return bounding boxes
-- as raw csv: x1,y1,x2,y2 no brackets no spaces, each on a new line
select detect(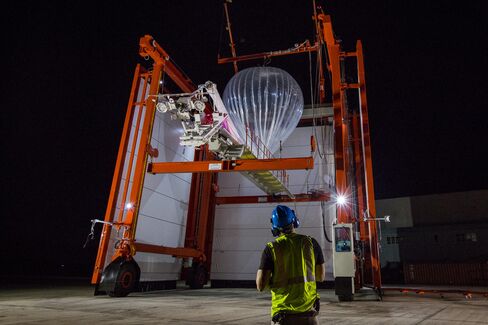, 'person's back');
268,233,318,316
256,205,325,324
